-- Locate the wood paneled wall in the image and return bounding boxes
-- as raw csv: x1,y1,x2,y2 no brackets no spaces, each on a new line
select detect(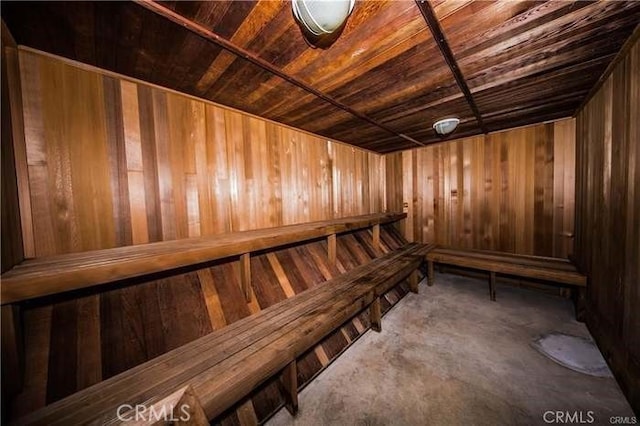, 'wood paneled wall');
1,23,24,272
575,36,639,413
17,48,384,257
2,22,27,418
385,120,576,258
